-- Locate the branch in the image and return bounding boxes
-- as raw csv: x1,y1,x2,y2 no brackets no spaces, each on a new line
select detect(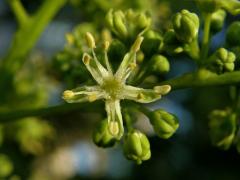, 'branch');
8,0,29,26
160,69,240,90
0,0,67,96
0,102,103,124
